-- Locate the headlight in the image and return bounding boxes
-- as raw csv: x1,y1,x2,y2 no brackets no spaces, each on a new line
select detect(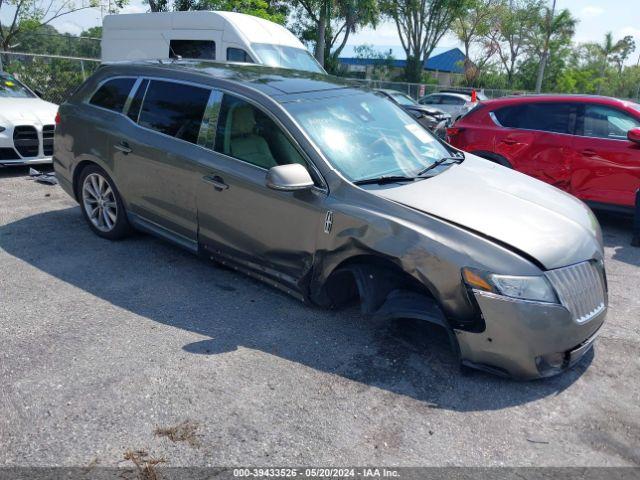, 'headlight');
462,267,558,303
